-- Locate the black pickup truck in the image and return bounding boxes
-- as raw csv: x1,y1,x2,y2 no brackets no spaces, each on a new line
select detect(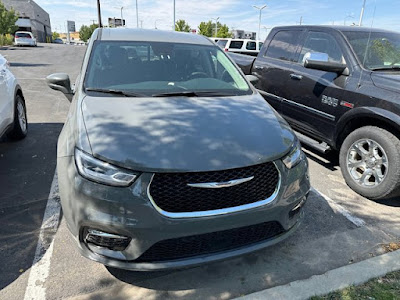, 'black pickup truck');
231,25,400,200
